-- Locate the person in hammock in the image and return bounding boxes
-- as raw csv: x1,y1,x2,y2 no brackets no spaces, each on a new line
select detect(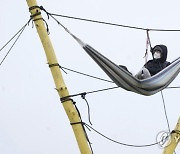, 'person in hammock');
135,44,171,79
